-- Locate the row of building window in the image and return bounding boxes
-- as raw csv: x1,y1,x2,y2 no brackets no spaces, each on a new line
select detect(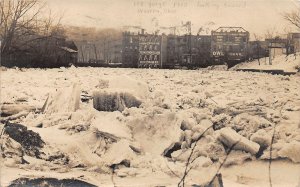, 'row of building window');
124,44,160,51
139,44,159,51
139,54,159,61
